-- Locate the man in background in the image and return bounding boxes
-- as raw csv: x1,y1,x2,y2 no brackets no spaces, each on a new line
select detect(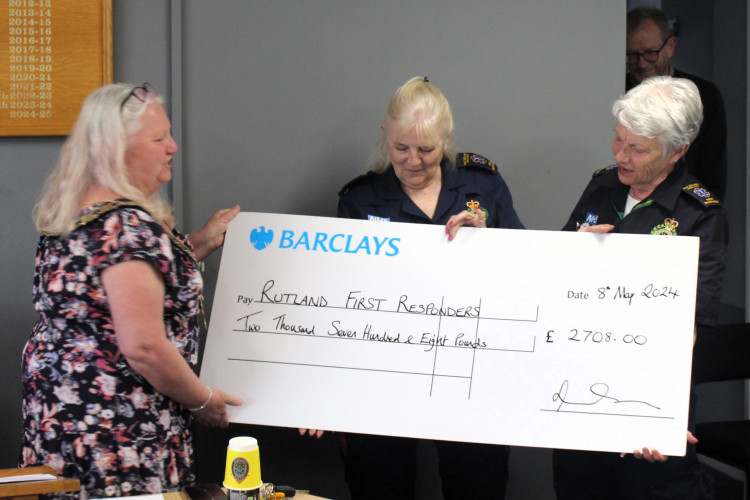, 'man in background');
626,6,727,199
